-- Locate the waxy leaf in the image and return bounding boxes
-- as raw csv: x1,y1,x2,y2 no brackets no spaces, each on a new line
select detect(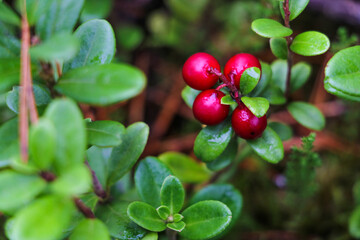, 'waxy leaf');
220,95,236,106
86,120,125,147
11,195,75,240
173,213,184,222
56,63,146,105
63,19,115,72
142,232,158,240
268,122,293,141
96,201,147,239
251,19,293,38
290,31,330,56
247,127,284,164
181,86,200,108
0,170,46,213
156,205,170,220
194,118,233,162
29,118,56,169
160,176,185,214
36,0,84,40
0,2,20,26
86,146,111,189
325,46,360,98
324,78,360,102
349,206,360,238
239,67,261,95
158,152,211,183
290,62,312,92
107,122,149,186
241,96,269,118
271,59,287,93
180,200,232,240
167,221,185,232
135,157,172,207
80,0,112,22
287,102,325,131
45,99,86,174
69,219,110,240
127,202,166,232
270,38,288,59
249,62,272,97
0,118,19,167
15,0,52,26
206,137,237,171
30,33,80,62
280,0,310,21
0,21,21,58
